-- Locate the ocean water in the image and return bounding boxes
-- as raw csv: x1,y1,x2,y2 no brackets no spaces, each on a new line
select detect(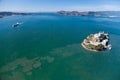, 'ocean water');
0,13,120,80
